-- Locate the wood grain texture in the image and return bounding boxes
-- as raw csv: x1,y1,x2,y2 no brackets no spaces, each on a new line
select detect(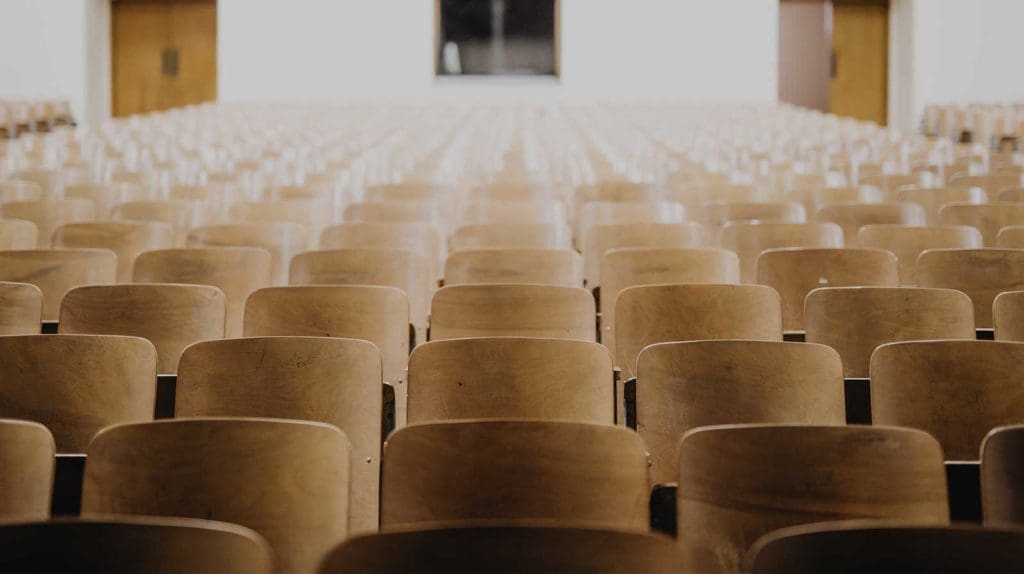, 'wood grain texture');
897,186,988,225
82,418,349,574
1,200,95,248
188,223,308,286
457,200,566,226
939,203,1024,246
677,424,949,574
0,249,117,321
444,249,582,287
112,200,202,247
858,224,983,285
583,222,707,286
997,225,1024,248
380,420,649,530
429,284,595,342
579,201,687,238
0,281,42,335
0,419,54,521
177,336,383,533
702,201,806,235
917,248,1024,328
637,341,845,485
320,223,441,279
871,340,1024,461
228,200,331,248
0,219,38,249
815,202,926,247
53,221,174,282
981,425,1024,526
450,223,571,251
720,222,844,283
